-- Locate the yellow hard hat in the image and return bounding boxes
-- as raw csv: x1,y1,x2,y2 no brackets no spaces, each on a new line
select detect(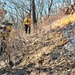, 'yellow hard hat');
26,13,30,16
